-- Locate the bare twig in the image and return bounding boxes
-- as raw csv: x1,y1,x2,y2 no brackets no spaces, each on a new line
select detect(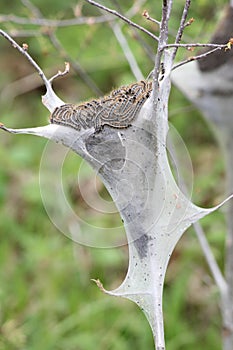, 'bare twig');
21,0,43,17
193,219,233,341
193,221,227,295
0,14,114,27
172,46,222,70
168,42,228,71
49,62,70,84
184,17,195,28
0,29,49,87
4,29,43,38
153,0,173,99
0,28,68,88
85,0,159,42
172,0,191,59
19,0,103,96
165,42,228,49
142,10,160,26
0,29,66,110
